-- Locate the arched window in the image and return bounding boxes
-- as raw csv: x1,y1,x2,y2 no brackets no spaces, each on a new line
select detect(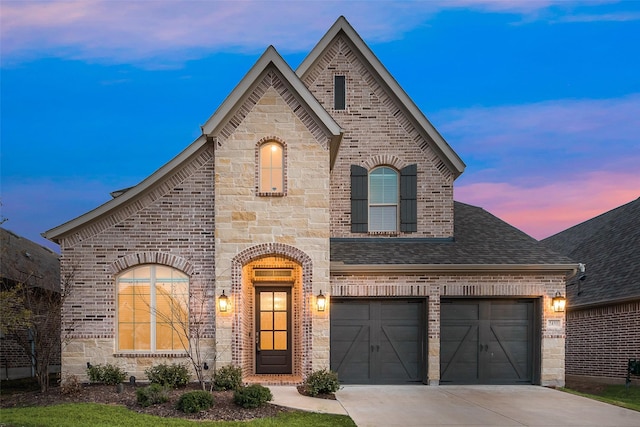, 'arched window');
368,166,399,232
259,141,284,193
117,265,189,352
